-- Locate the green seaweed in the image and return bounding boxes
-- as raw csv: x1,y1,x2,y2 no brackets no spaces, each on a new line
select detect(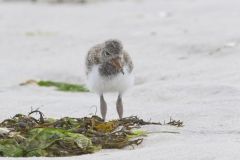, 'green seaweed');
24,128,96,157
127,130,147,139
25,31,57,37
0,128,97,157
0,139,24,157
37,80,89,92
0,110,182,157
